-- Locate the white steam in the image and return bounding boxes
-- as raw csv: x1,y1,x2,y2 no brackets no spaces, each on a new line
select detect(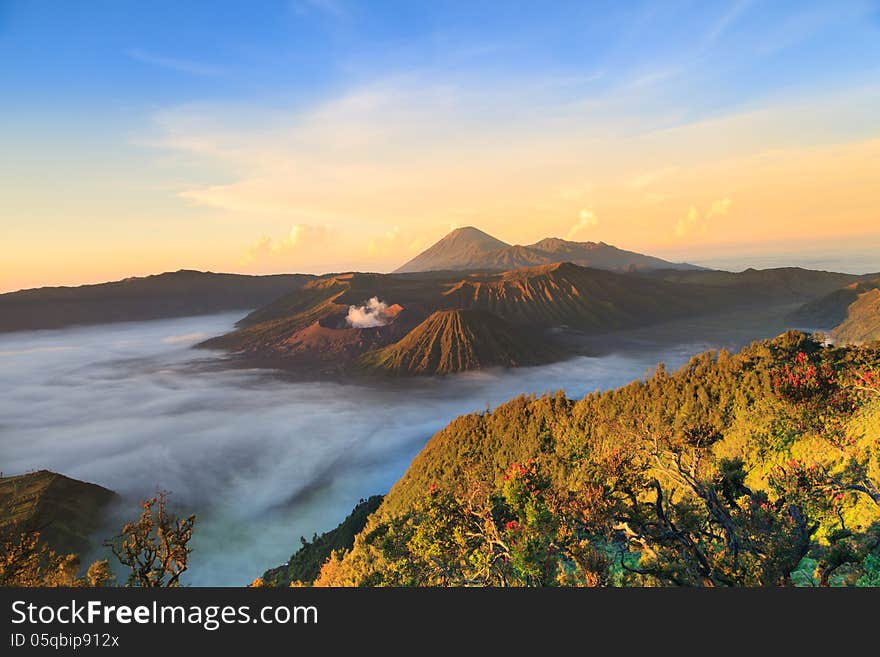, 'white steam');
346,297,390,328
